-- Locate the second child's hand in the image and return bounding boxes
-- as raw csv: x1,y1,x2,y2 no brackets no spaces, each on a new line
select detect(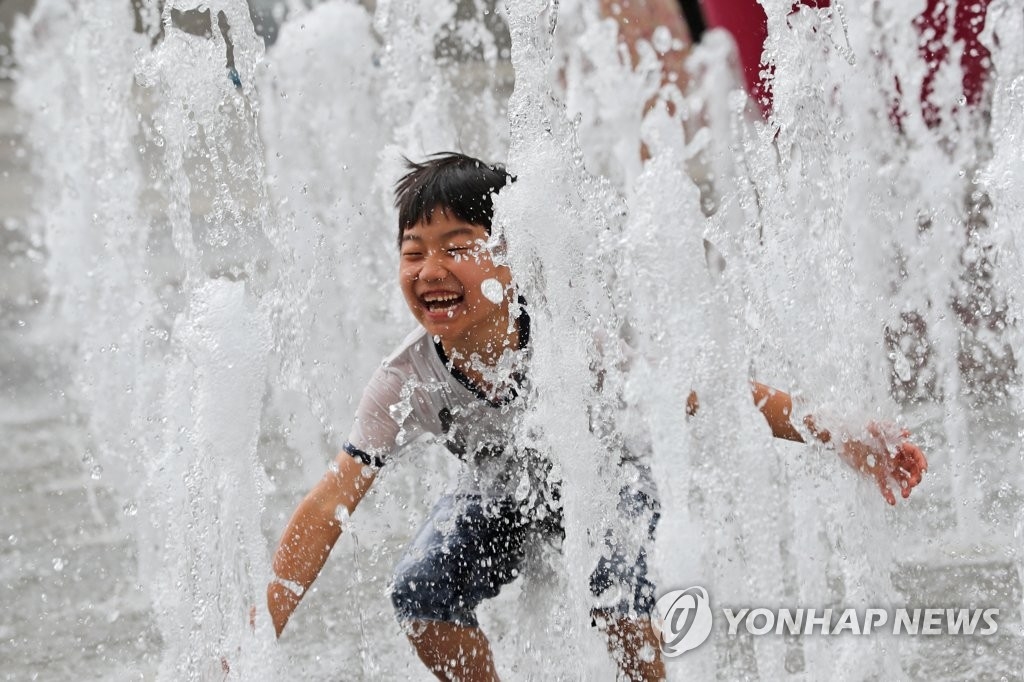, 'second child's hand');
837,423,928,506
685,387,928,504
